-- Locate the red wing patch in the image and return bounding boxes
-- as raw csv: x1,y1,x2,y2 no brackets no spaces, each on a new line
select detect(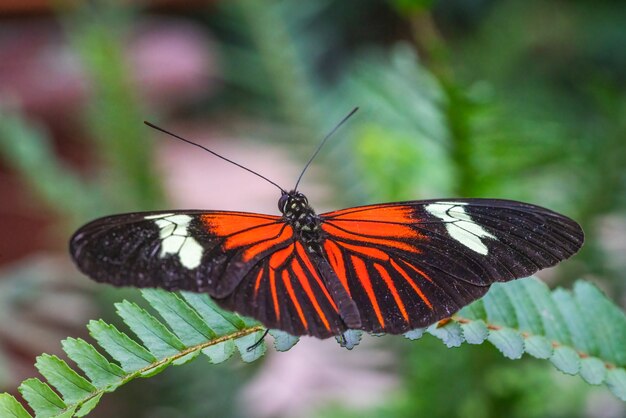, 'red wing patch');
201,212,292,262
321,204,426,254
320,204,451,333
225,242,344,337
